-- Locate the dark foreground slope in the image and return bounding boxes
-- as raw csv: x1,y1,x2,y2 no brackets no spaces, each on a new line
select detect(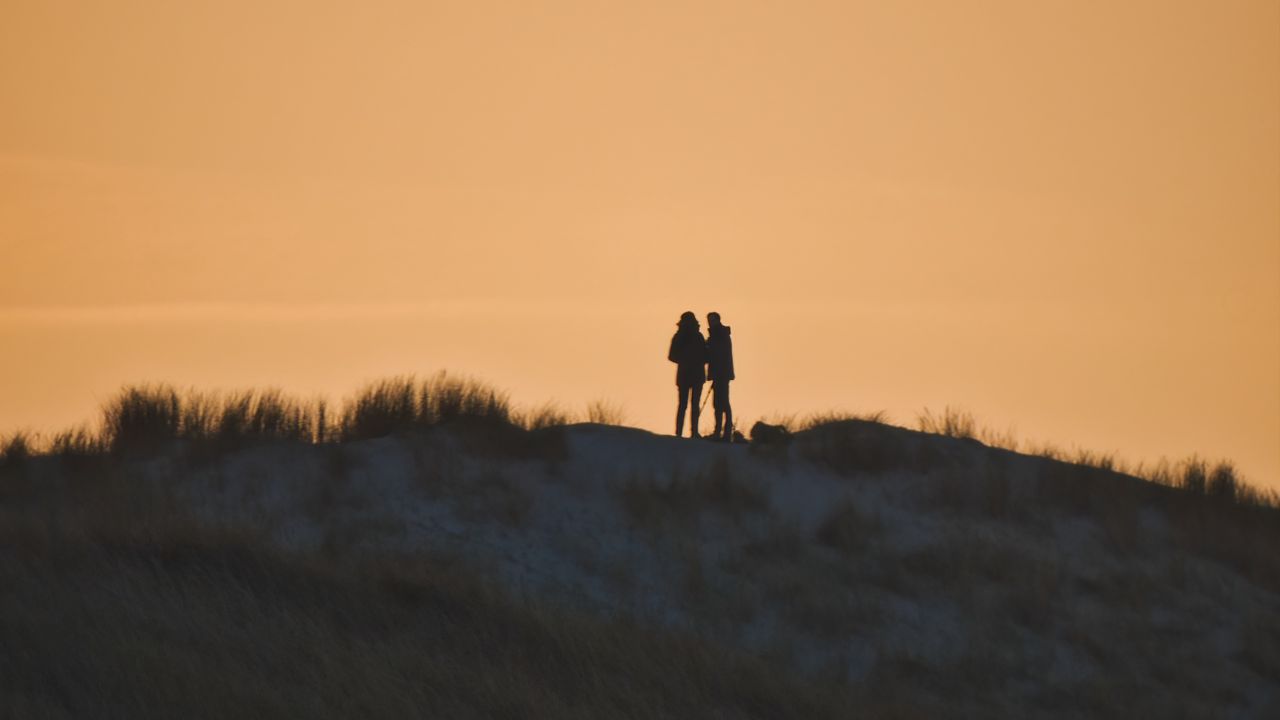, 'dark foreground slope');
0,529,854,720
2,413,1278,719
